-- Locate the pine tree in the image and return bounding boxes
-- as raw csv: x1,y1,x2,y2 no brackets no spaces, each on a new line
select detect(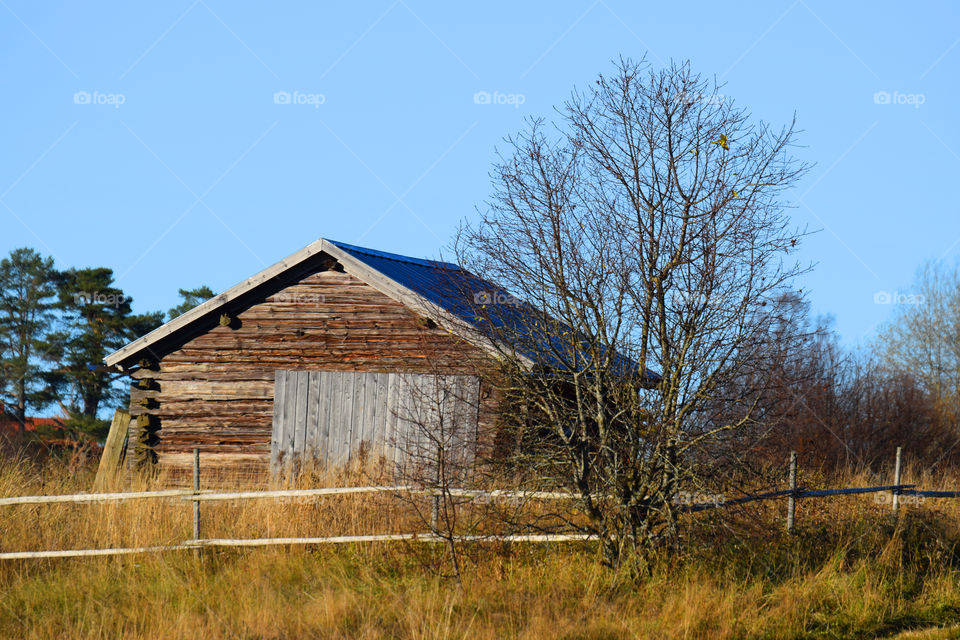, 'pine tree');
0,248,59,436
48,268,163,439
168,285,215,320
